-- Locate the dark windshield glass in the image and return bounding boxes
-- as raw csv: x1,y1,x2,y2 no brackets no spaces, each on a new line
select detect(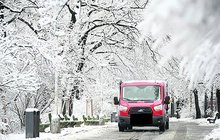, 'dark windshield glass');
123,86,160,101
